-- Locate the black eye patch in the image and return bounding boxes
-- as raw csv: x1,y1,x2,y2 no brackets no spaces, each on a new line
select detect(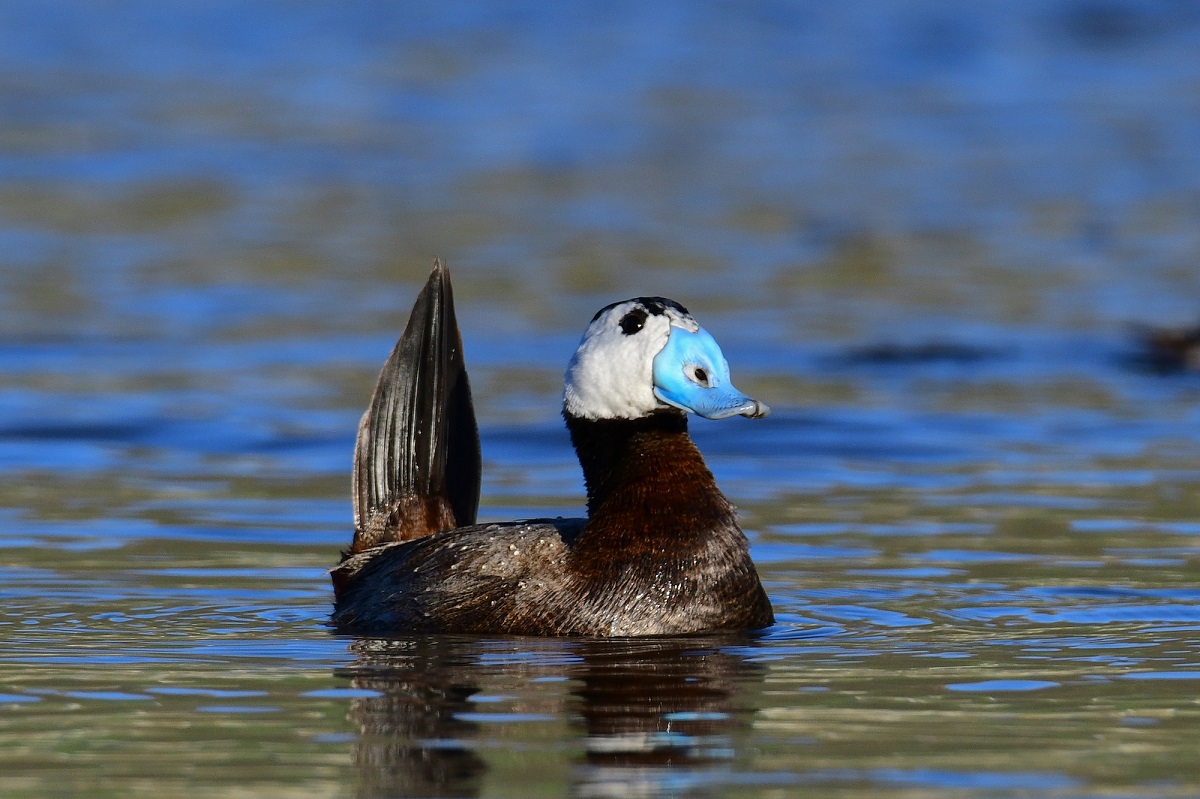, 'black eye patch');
619,308,648,335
